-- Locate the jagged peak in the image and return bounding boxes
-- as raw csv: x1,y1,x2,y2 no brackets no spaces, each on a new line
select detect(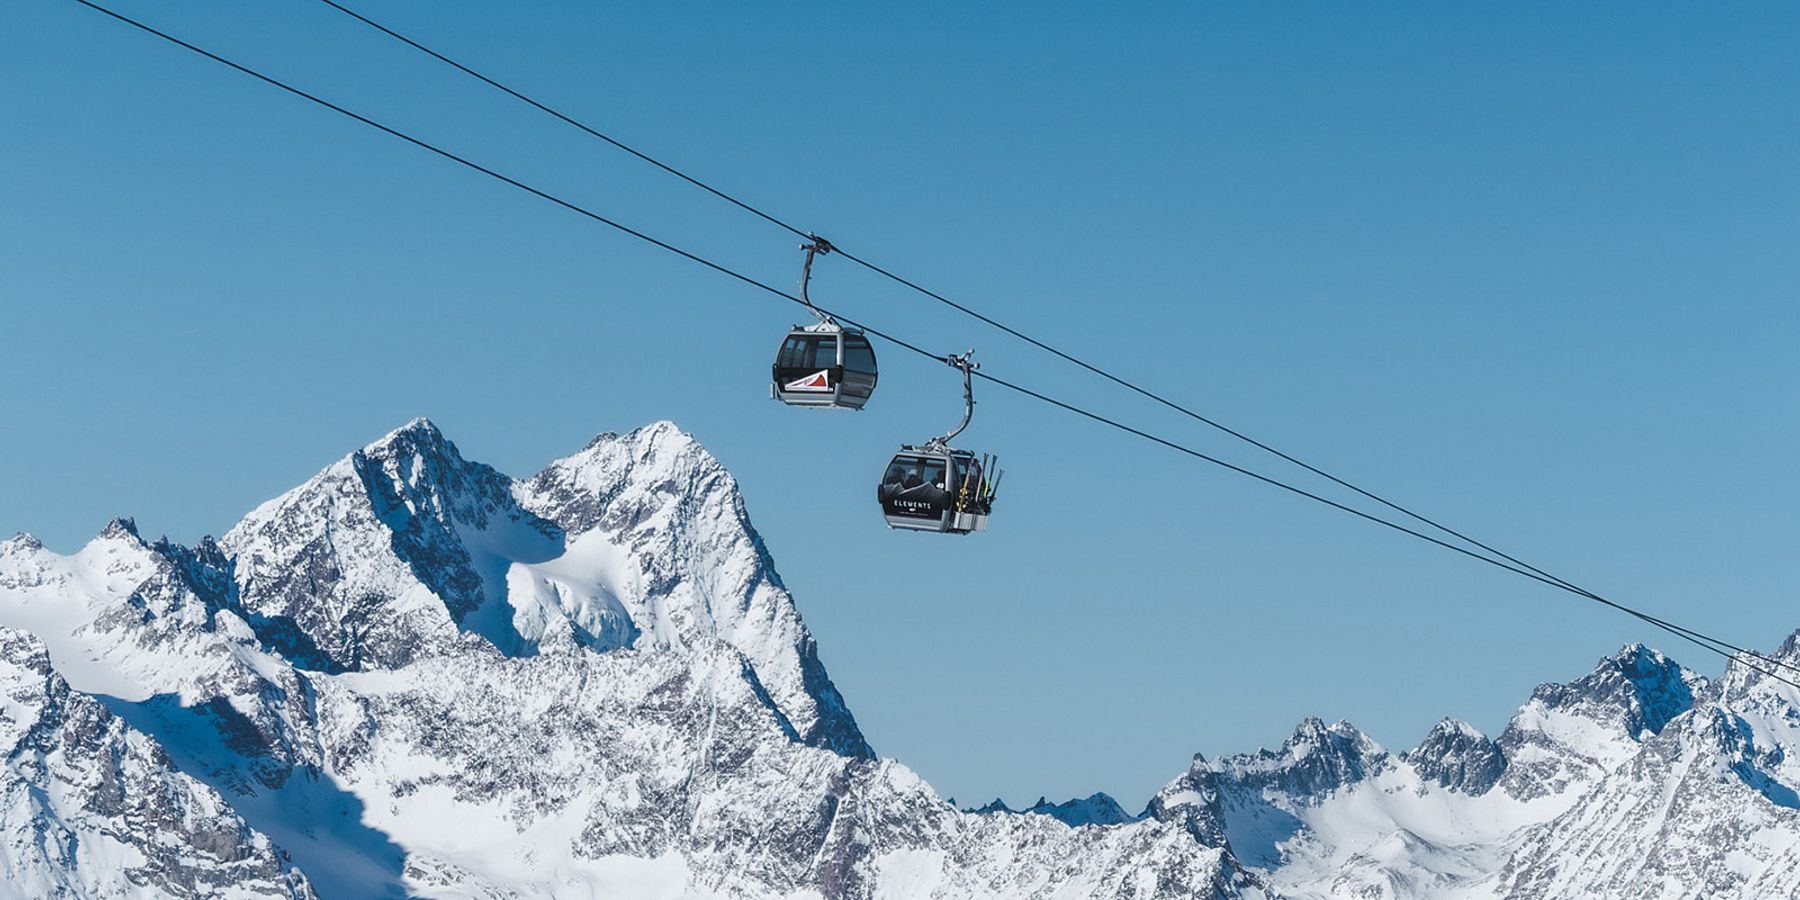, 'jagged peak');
576,419,694,452
1023,793,1137,827
1,532,44,552
0,626,55,678
563,421,713,475
625,418,689,443
1286,717,1380,754
1492,639,1707,802
1203,716,1390,801
1291,716,1334,739
523,421,741,540
363,416,447,453
1535,642,1688,704
353,419,488,491
1519,642,1702,738
1714,628,1800,698
1771,629,1800,667
967,792,1138,827
1421,717,1488,741
1405,717,1506,795
1609,641,1674,674
964,798,1016,815
98,516,142,542
233,419,522,548
1146,760,1230,846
